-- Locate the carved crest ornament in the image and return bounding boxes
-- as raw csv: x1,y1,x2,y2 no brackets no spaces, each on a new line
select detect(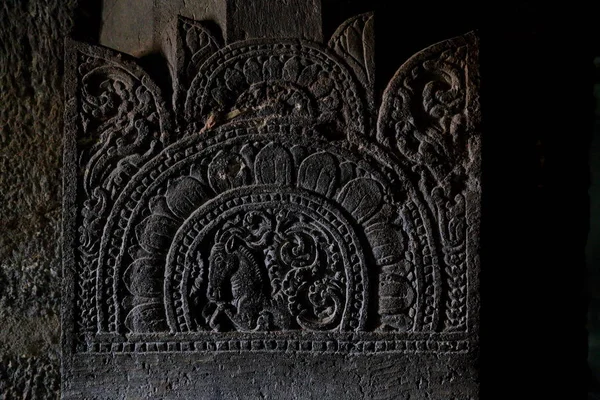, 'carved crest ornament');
63,13,480,359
